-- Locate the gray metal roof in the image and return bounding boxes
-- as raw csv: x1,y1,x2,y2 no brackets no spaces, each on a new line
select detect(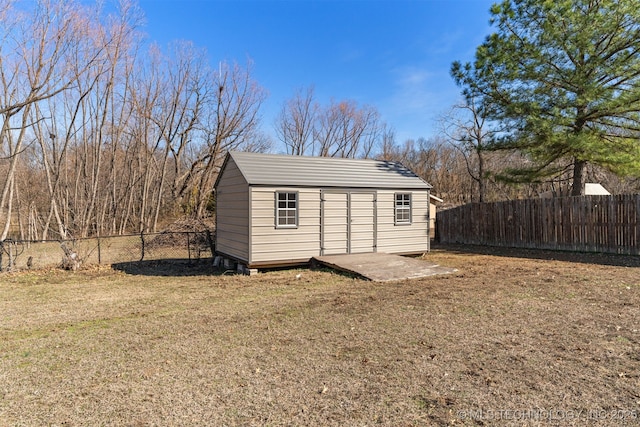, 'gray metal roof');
224,151,432,190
